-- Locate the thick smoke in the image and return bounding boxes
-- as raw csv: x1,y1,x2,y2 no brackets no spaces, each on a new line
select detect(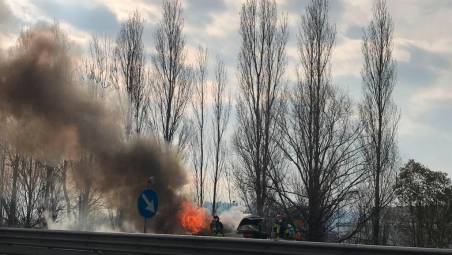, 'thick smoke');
0,26,187,233
219,206,248,232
